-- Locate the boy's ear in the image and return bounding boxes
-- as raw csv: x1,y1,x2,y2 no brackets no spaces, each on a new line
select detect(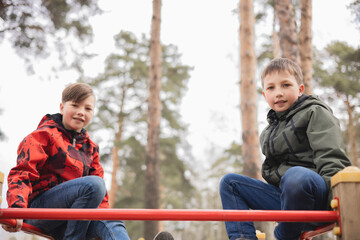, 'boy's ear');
60,103,64,114
298,84,305,96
